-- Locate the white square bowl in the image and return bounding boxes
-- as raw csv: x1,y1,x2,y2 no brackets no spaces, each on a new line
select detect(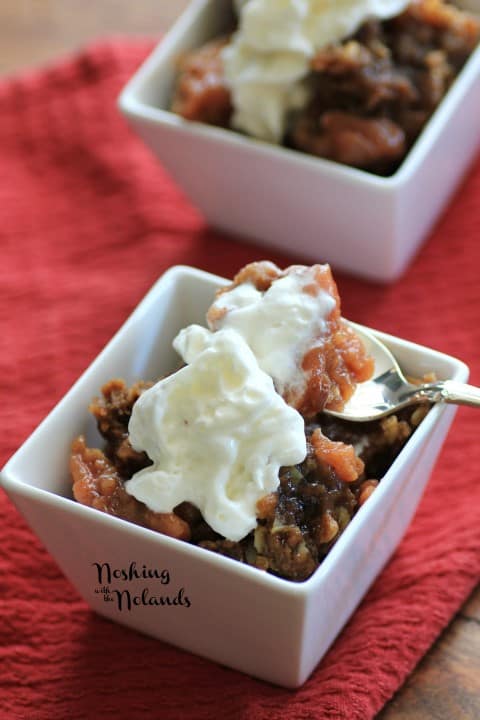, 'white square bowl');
118,0,480,283
0,265,469,688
